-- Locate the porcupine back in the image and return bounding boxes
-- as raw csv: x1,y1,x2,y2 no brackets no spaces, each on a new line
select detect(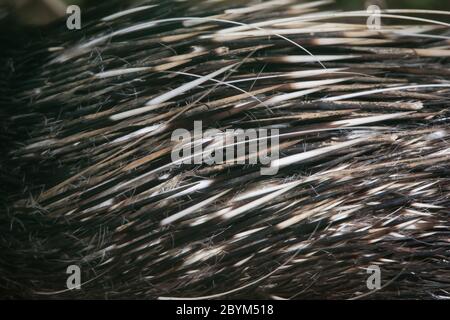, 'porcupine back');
1,0,450,299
